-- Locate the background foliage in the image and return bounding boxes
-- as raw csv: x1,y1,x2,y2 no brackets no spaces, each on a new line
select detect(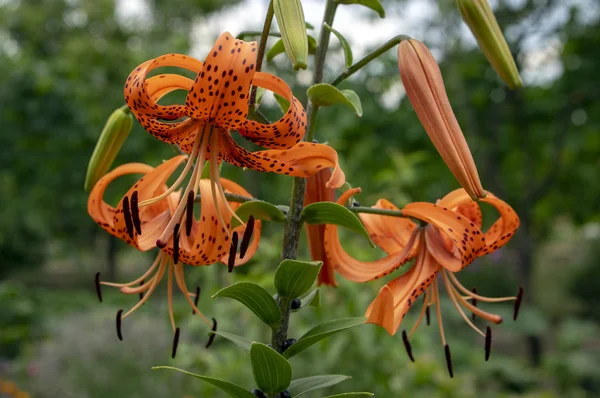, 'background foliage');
1,0,599,396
